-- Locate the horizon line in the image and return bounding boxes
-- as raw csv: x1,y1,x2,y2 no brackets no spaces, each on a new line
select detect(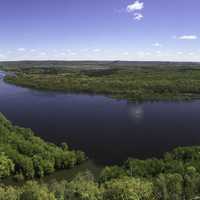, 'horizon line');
0,60,200,64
